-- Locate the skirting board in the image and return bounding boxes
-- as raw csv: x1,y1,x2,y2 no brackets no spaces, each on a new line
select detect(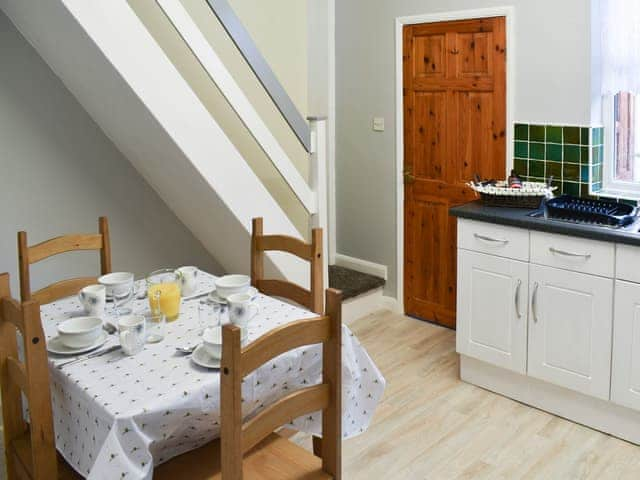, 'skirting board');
460,355,640,445
334,254,387,280
341,290,401,325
